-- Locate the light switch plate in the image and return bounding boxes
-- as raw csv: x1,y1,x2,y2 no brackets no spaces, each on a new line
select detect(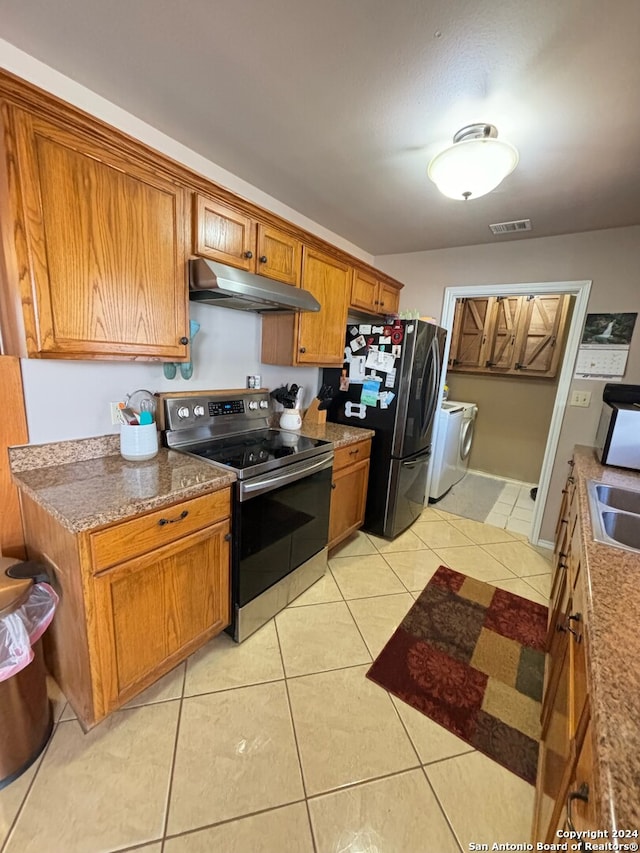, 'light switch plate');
570,390,592,408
